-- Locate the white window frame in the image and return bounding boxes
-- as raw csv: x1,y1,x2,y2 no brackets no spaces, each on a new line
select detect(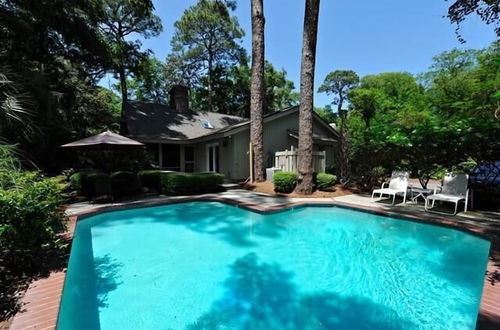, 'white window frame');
183,146,195,172
206,142,219,172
